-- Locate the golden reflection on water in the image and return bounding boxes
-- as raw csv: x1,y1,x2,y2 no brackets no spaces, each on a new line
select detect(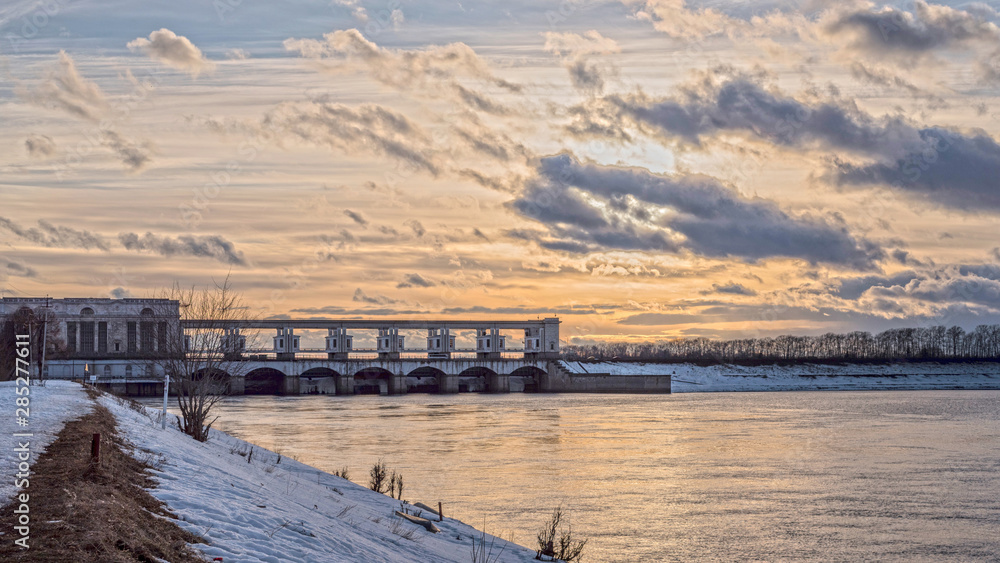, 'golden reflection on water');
145,391,1000,562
